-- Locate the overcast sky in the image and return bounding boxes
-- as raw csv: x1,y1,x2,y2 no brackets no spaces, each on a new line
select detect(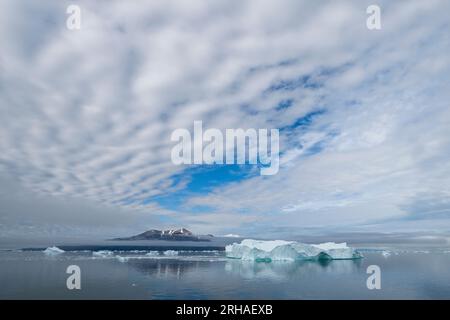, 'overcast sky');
1,0,449,239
